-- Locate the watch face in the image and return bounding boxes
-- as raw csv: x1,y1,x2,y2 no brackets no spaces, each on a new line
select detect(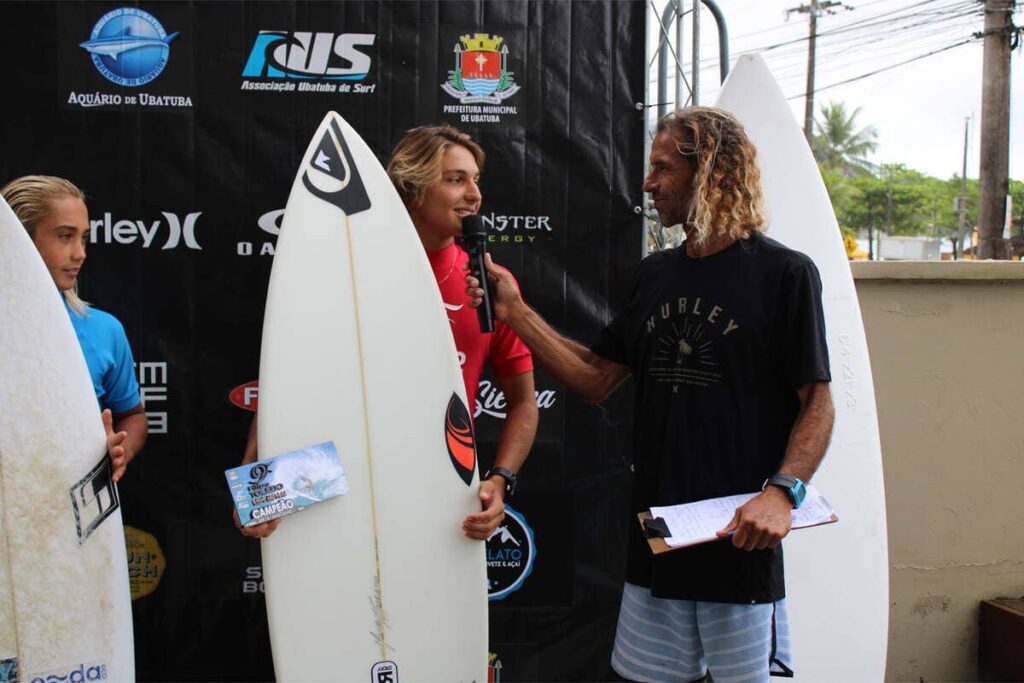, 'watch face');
791,480,807,507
